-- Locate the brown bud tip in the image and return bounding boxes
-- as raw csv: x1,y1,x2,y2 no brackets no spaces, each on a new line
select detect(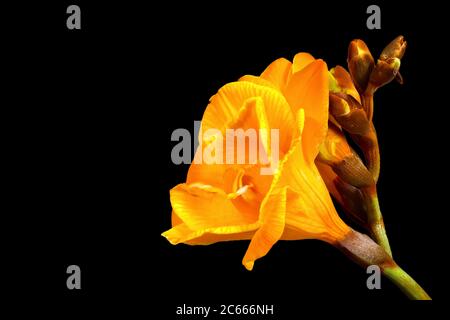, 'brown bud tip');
347,39,375,94
369,58,401,89
380,35,407,61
